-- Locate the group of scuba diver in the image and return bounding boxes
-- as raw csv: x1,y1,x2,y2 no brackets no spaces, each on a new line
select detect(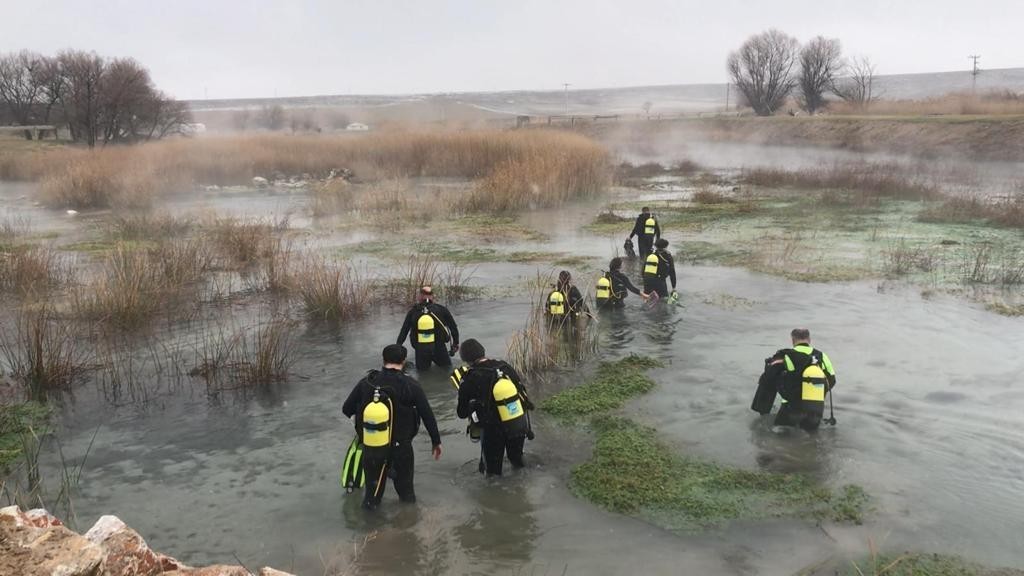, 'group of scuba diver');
340,207,837,511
